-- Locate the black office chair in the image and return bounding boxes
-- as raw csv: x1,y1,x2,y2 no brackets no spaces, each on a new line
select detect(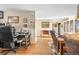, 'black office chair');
50,30,58,54
16,32,31,49
0,26,16,55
